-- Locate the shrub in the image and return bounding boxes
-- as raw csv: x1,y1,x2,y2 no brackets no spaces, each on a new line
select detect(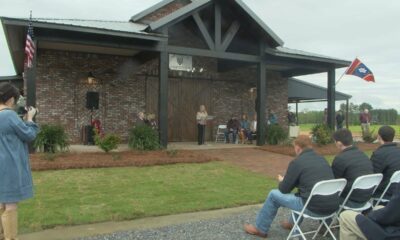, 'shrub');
311,124,333,146
129,125,160,151
94,131,121,153
34,124,69,153
266,124,288,145
362,129,377,143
